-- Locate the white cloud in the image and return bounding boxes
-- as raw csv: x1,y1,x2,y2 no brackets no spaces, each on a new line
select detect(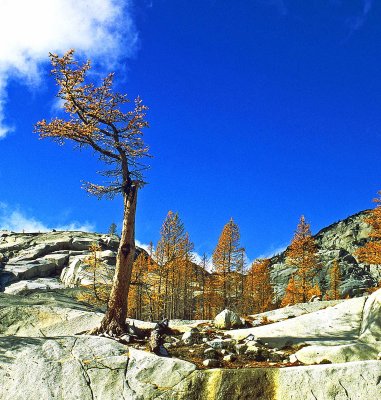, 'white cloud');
0,0,138,138
135,239,152,253
0,203,94,232
257,244,287,260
